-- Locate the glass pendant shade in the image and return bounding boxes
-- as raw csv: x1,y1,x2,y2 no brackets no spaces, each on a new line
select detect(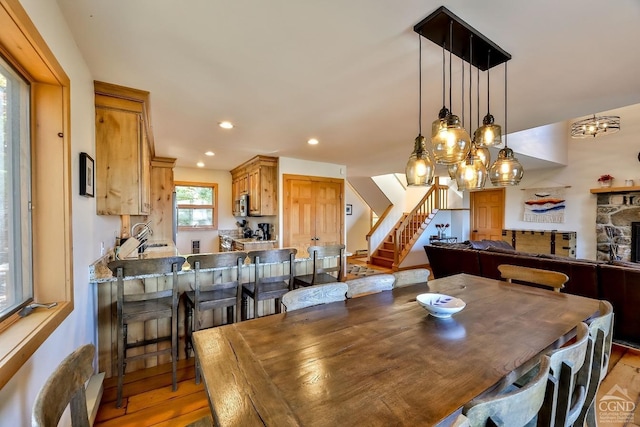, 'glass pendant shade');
473,144,491,168
406,135,434,186
447,162,458,181
431,114,471,165
455,154,487,191
488,147,524,186
431,106,449,139
474,114,502,147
